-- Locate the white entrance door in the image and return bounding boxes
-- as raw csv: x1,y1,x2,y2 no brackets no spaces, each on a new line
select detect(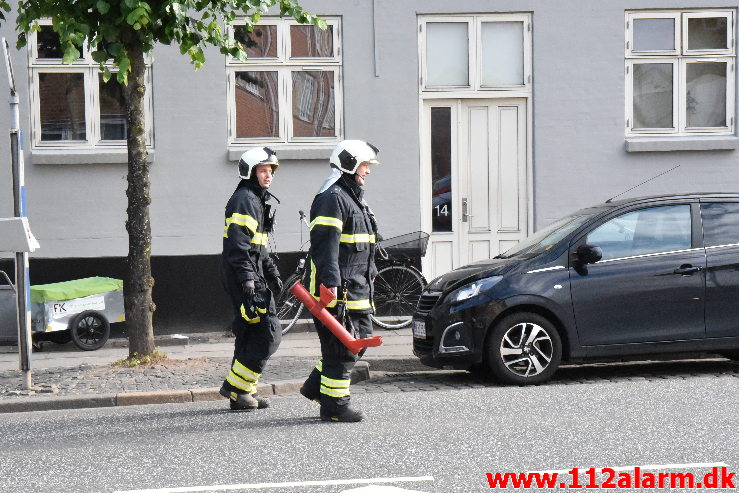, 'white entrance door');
421,99,529,279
